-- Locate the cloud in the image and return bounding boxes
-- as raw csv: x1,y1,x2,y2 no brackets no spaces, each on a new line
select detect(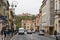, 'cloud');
8,0,43,15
